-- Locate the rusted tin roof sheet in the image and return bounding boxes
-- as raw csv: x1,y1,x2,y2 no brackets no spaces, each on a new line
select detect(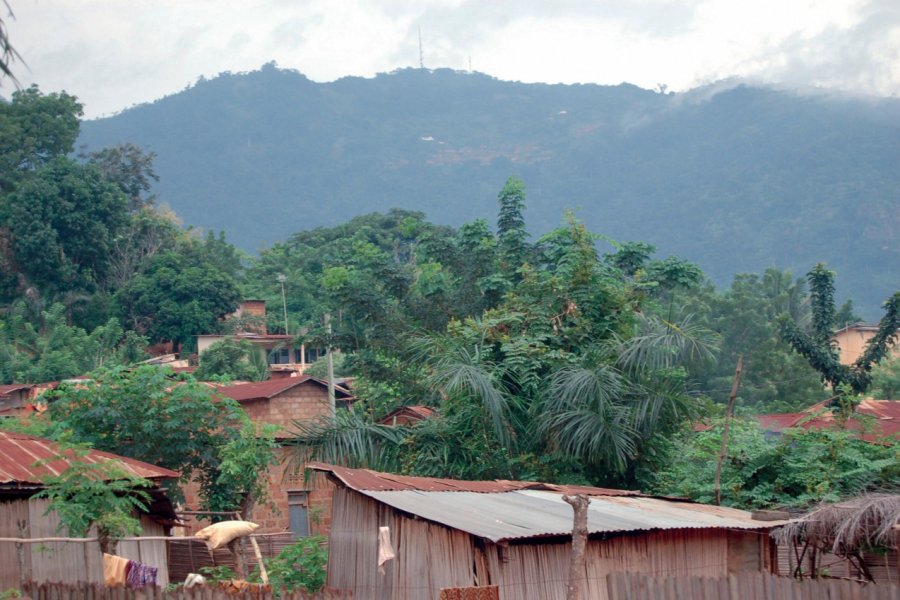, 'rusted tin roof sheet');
0,384,33,396
309,462,642,495
757,399,900,441
377,405,438,424
217,376,352,402
360,489,785,543
0,431,179,485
